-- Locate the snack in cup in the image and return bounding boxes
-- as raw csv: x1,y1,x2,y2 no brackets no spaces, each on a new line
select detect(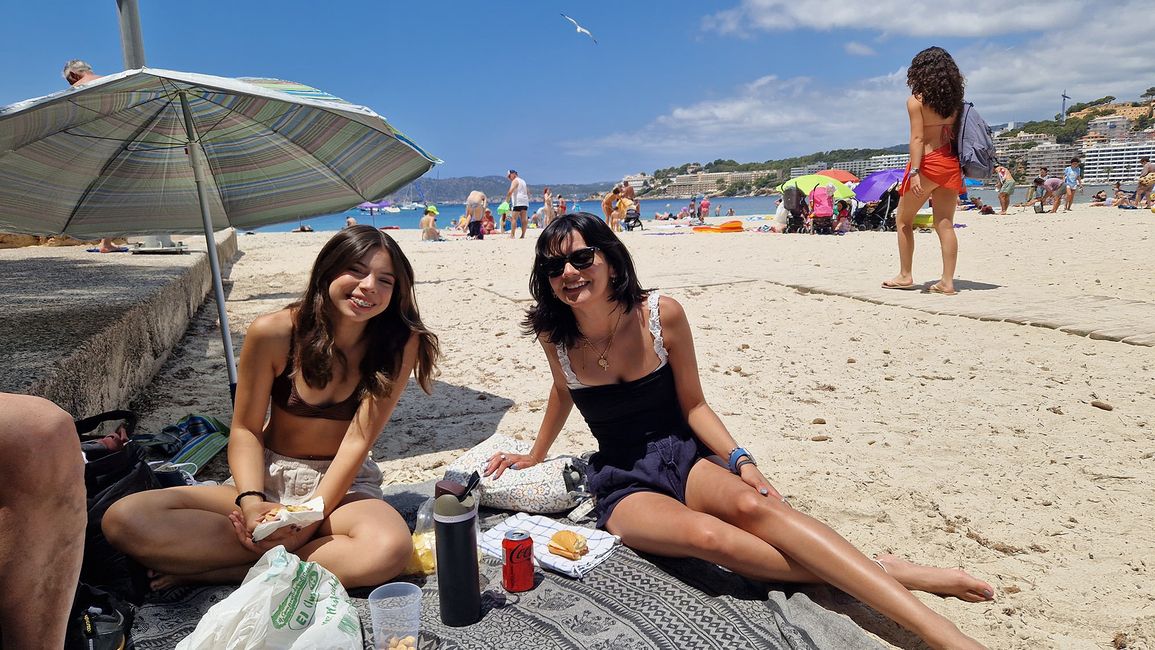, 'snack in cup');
387,635,418,649
547,530,588,561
